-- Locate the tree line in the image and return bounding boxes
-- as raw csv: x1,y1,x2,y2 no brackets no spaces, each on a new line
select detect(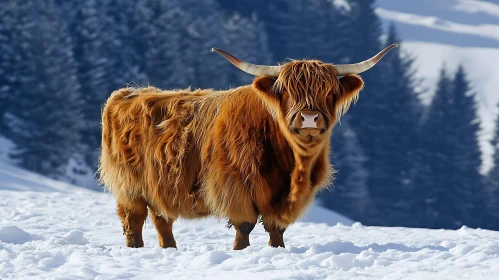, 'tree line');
0,0,498,230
